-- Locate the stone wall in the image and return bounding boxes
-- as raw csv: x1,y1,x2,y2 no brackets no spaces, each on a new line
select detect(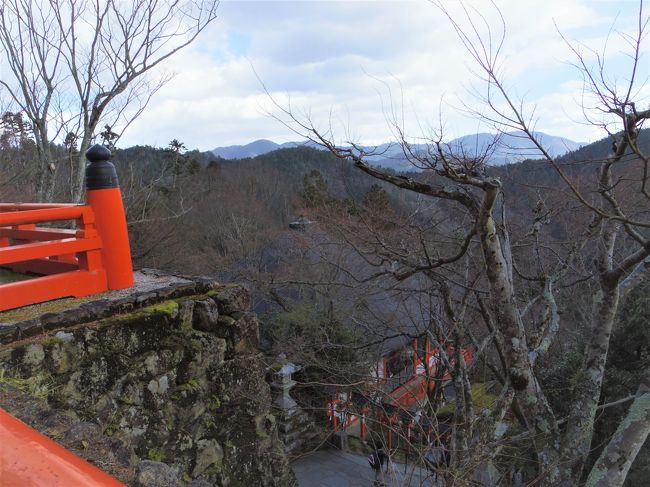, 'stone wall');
0,278,296,487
